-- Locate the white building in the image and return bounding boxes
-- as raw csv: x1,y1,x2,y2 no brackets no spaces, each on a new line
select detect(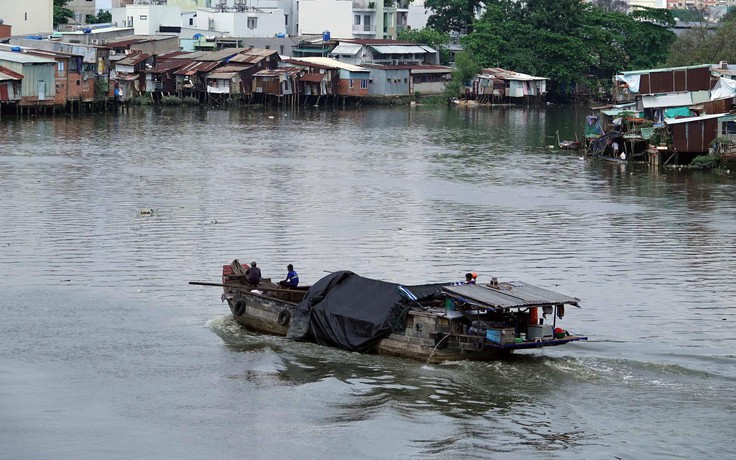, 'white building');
0,0,54,35
298,0,353,38
299,0,410,40
195,7,286,37
112,4,182,35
